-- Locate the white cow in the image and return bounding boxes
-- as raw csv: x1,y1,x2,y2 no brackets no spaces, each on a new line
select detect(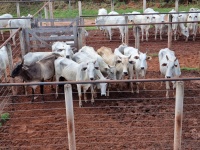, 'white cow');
52,41,74,59
124,47,152,93
177,12,189,40
0,13,13,40
54,57,99,107
72,50,109,97
77,46,111,78
186,9,198,41
8,14,32,45
97,46,118,80
159,48,181,98
132,10,153,41
0,46,9,82
114,44,132,80
104,11,126,43
169,9,179,41
95,8,108,33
